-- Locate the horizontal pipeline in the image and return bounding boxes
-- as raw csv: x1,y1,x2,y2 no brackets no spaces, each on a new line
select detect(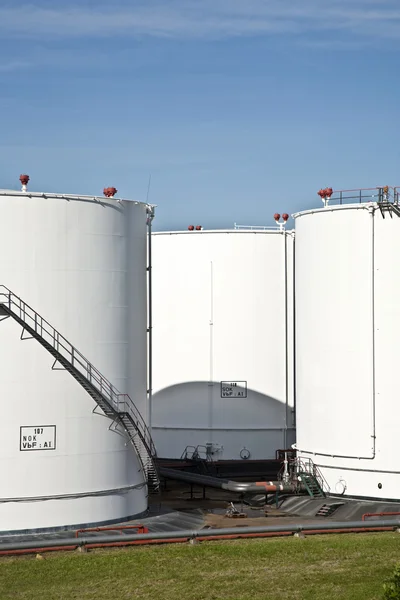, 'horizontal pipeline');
159,467,298,494
1,519,400,554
